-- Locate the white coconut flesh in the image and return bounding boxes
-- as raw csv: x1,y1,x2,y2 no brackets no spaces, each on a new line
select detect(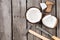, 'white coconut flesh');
26,8,42,23
40,3,47,10
42,15,57,28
